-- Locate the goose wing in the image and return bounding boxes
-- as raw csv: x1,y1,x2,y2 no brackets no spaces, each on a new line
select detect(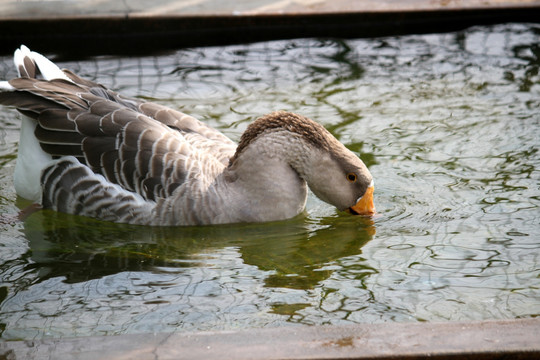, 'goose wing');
0,68,237,202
